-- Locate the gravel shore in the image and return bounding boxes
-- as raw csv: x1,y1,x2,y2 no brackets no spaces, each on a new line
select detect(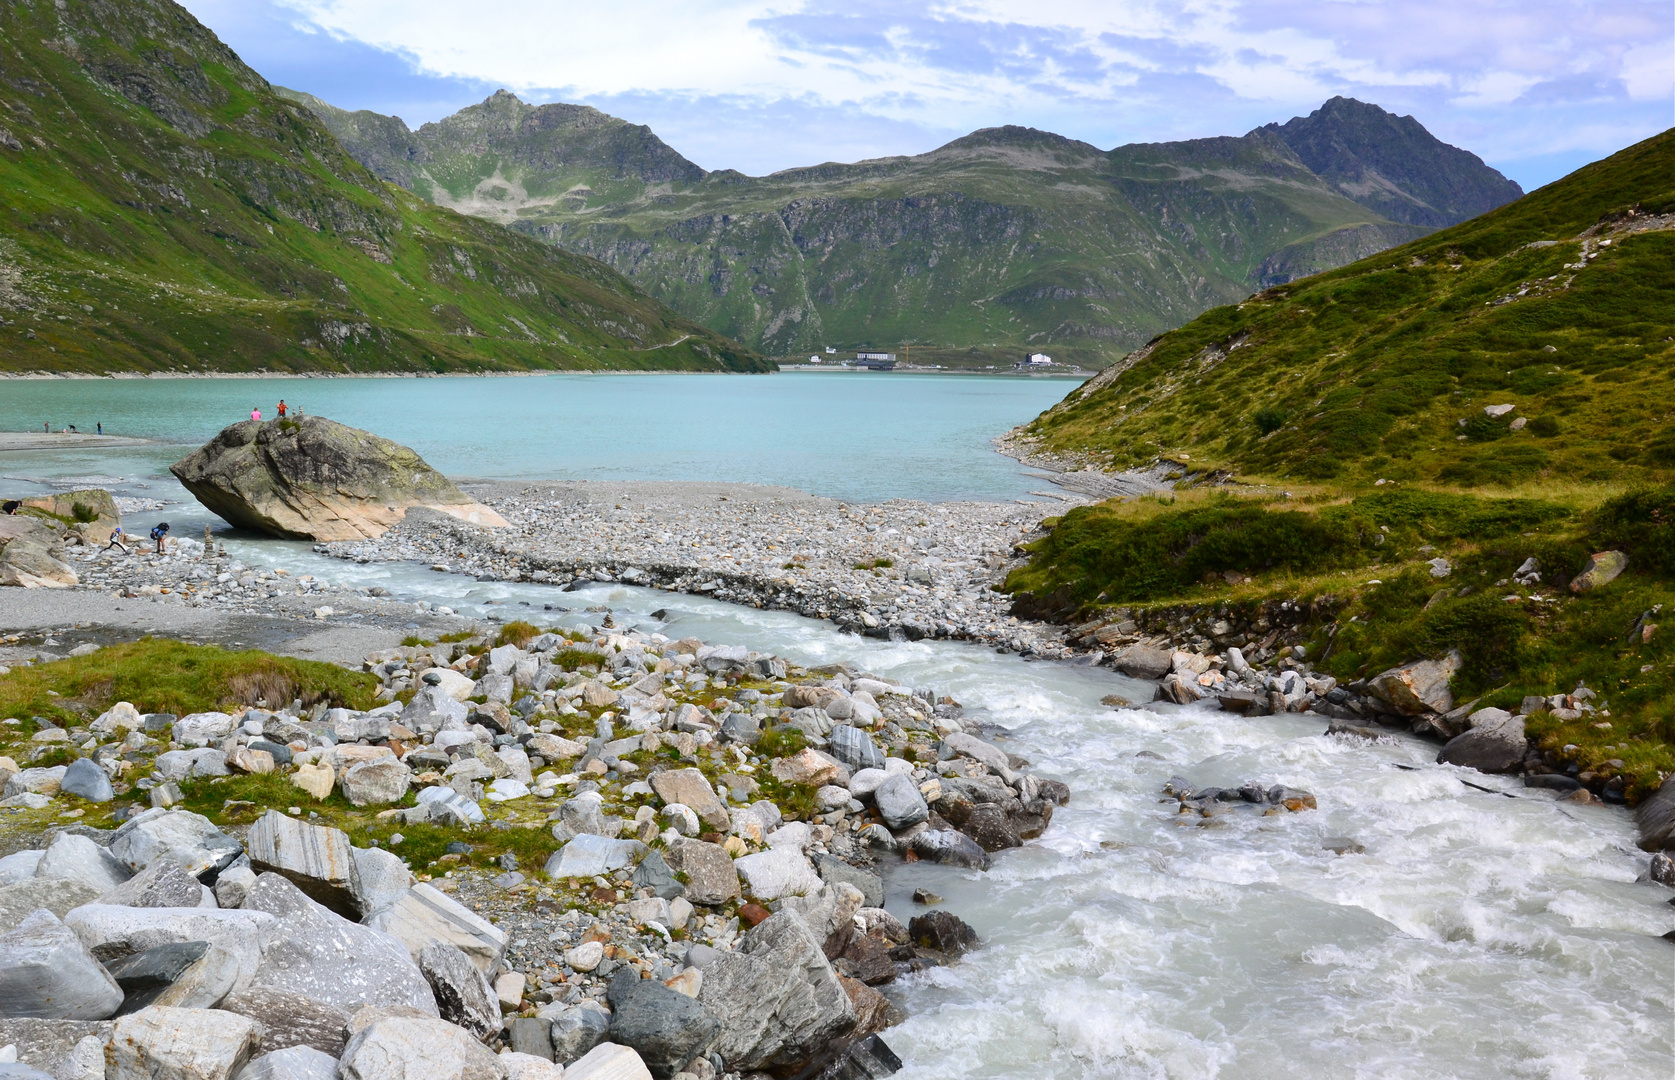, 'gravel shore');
320,480,1091,658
